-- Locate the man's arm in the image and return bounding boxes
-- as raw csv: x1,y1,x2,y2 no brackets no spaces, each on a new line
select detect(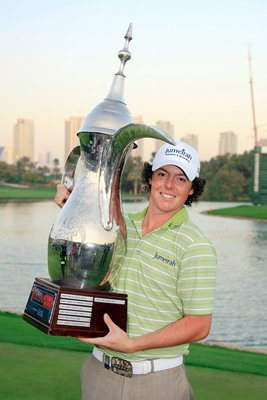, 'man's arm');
79,313,212,353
